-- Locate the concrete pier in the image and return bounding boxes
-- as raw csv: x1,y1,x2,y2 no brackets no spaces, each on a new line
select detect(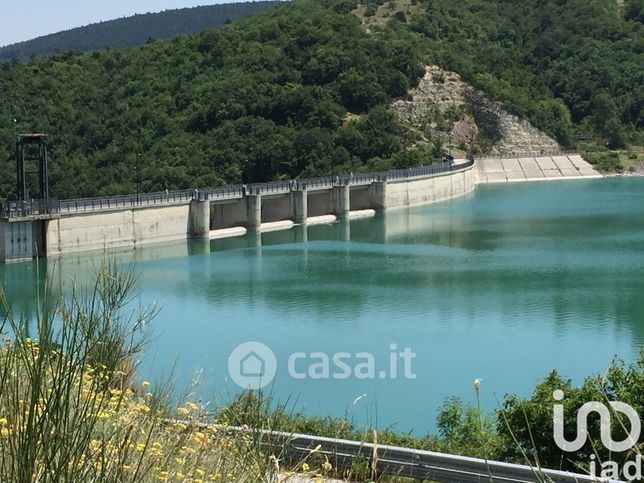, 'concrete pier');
246,194,262,231
333,185,351,220
293,189,307,225
190,200,210,238
370,181,387,210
